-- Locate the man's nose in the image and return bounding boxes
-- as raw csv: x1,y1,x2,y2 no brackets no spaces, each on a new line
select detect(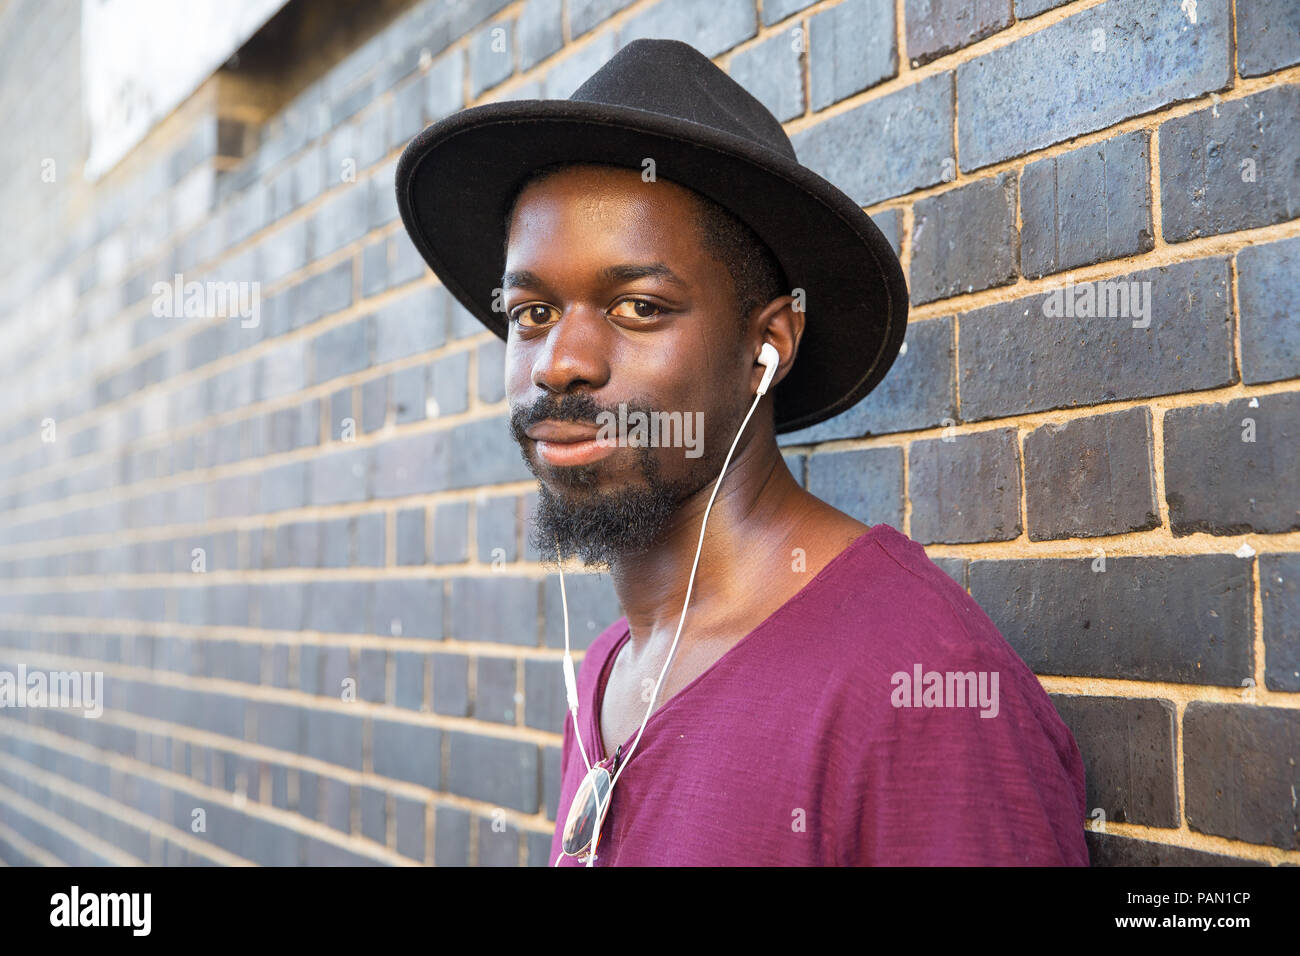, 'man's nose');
532,308,612,394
